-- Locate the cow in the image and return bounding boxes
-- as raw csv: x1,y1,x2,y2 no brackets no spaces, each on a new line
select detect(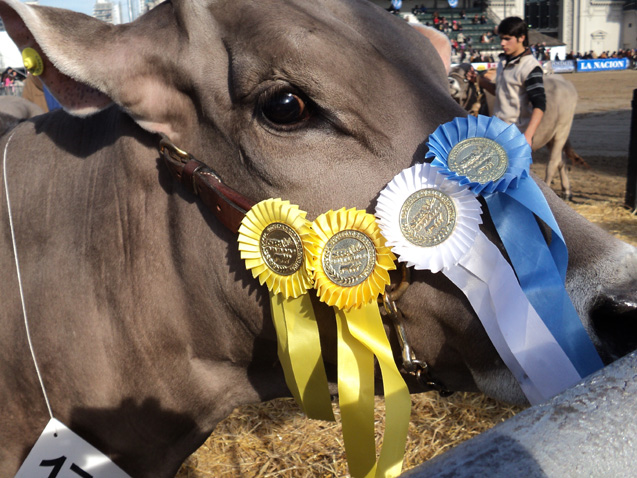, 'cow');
448,64,483,116
0,96,44,135
0,1,635,476
449,65,588,200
